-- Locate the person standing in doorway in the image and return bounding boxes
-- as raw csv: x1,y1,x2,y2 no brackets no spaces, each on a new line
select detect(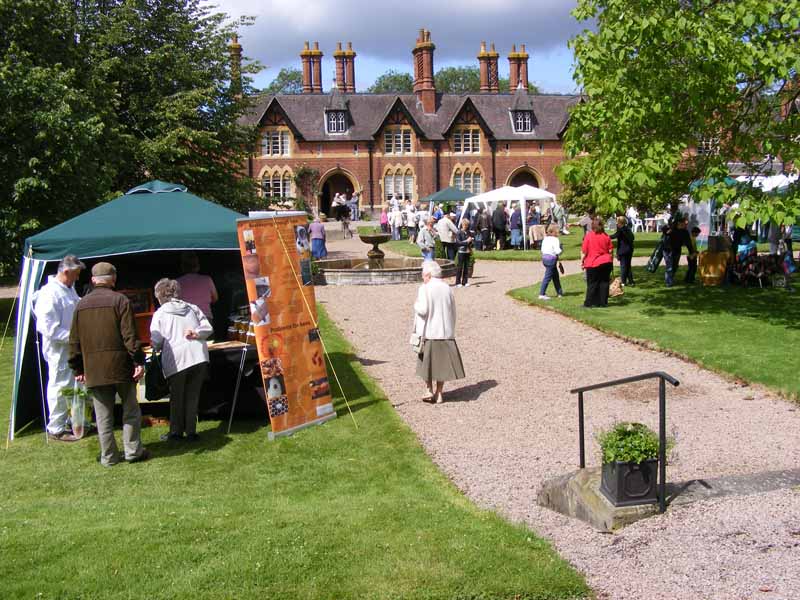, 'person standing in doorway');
33,255,86,441
69,262,148,466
